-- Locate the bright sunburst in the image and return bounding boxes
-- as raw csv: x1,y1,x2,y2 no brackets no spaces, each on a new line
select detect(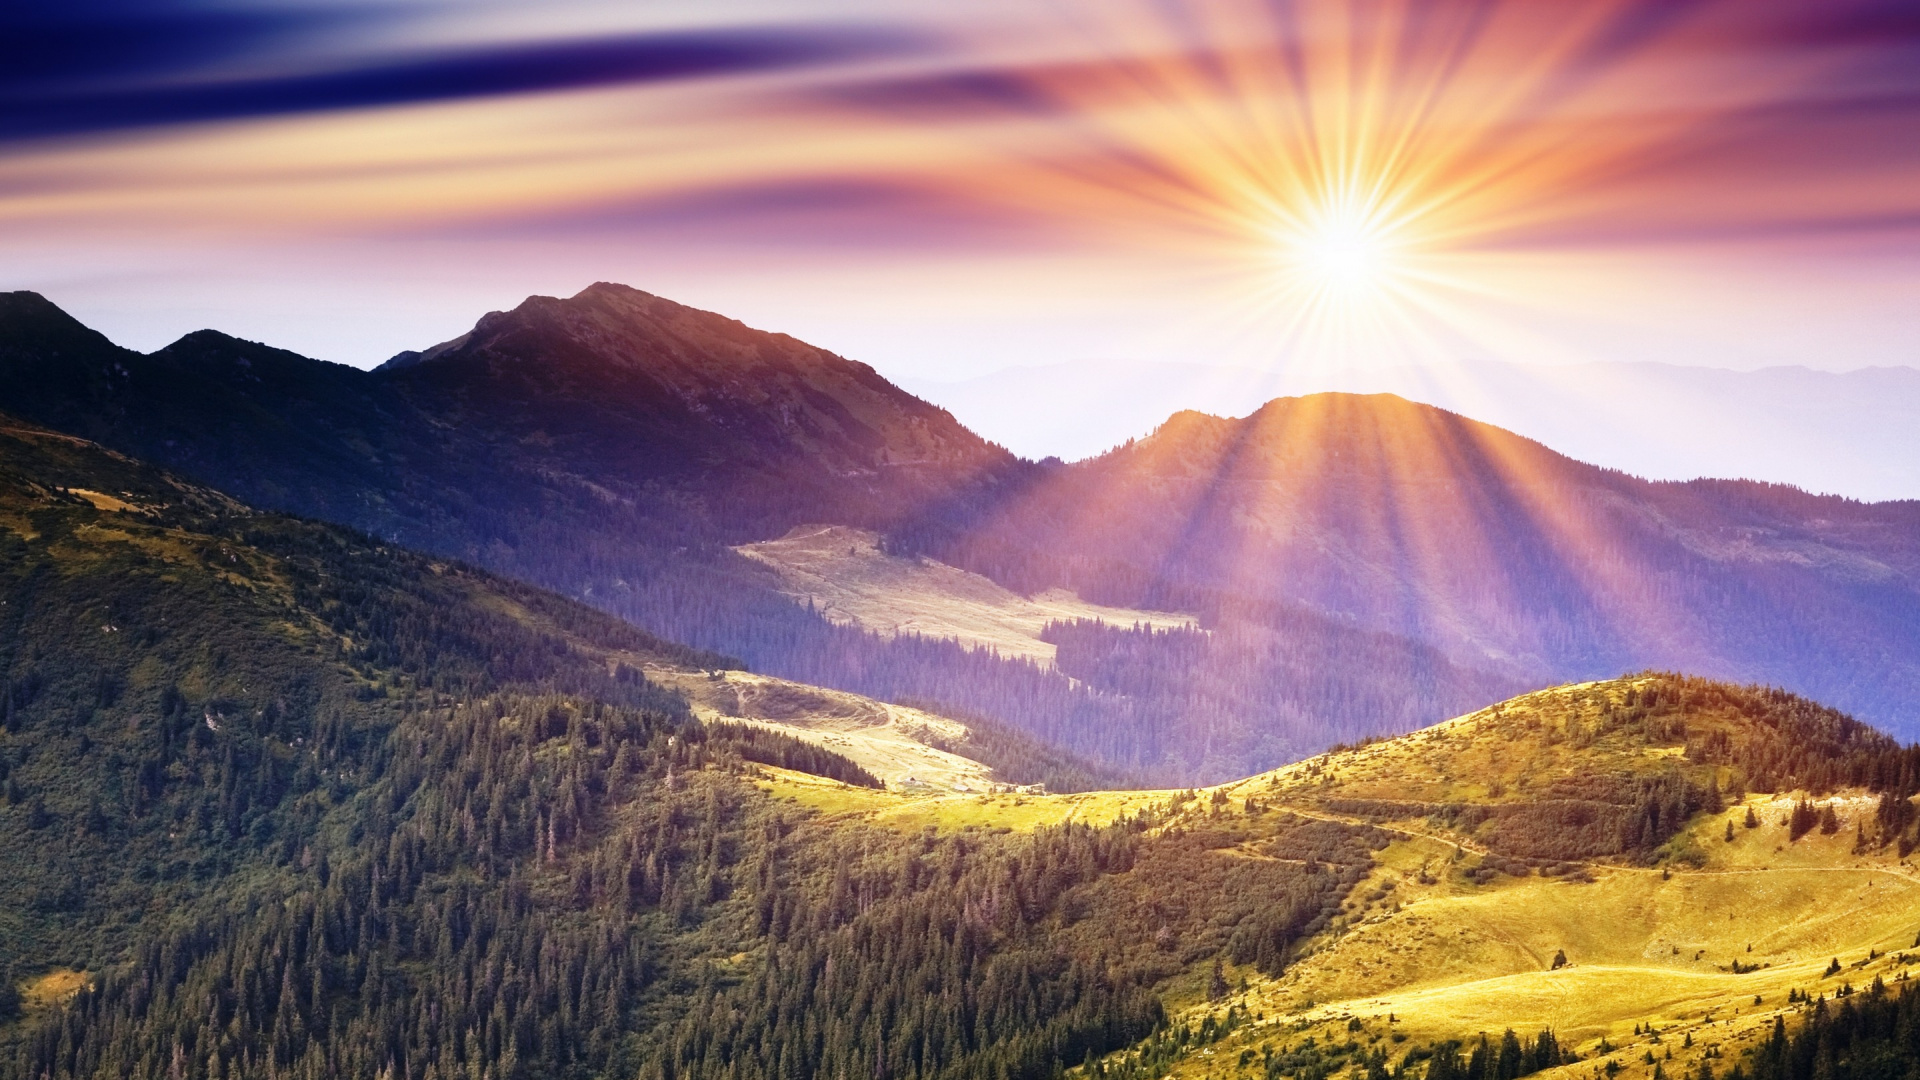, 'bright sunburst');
1282,193,1409,301
933,0,1777,372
